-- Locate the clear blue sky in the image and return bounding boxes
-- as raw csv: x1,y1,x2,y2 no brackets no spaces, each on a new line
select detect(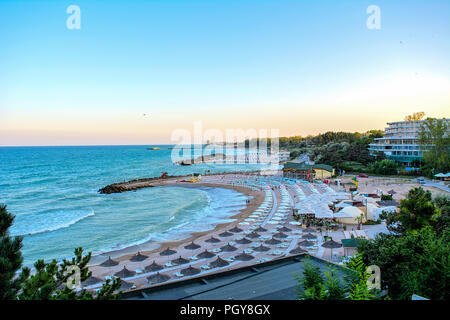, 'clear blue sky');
1,0,449,145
